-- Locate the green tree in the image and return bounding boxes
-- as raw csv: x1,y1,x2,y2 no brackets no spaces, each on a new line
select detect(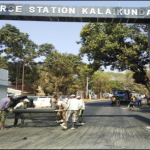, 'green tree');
38,43,55,56
91,70,110,98
78,23,150,92
6,61,40,94
0,24,39,92
0,56,7,69
37,51,82,95
0,24,38,61
76,63,94,98
108,80,123,91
